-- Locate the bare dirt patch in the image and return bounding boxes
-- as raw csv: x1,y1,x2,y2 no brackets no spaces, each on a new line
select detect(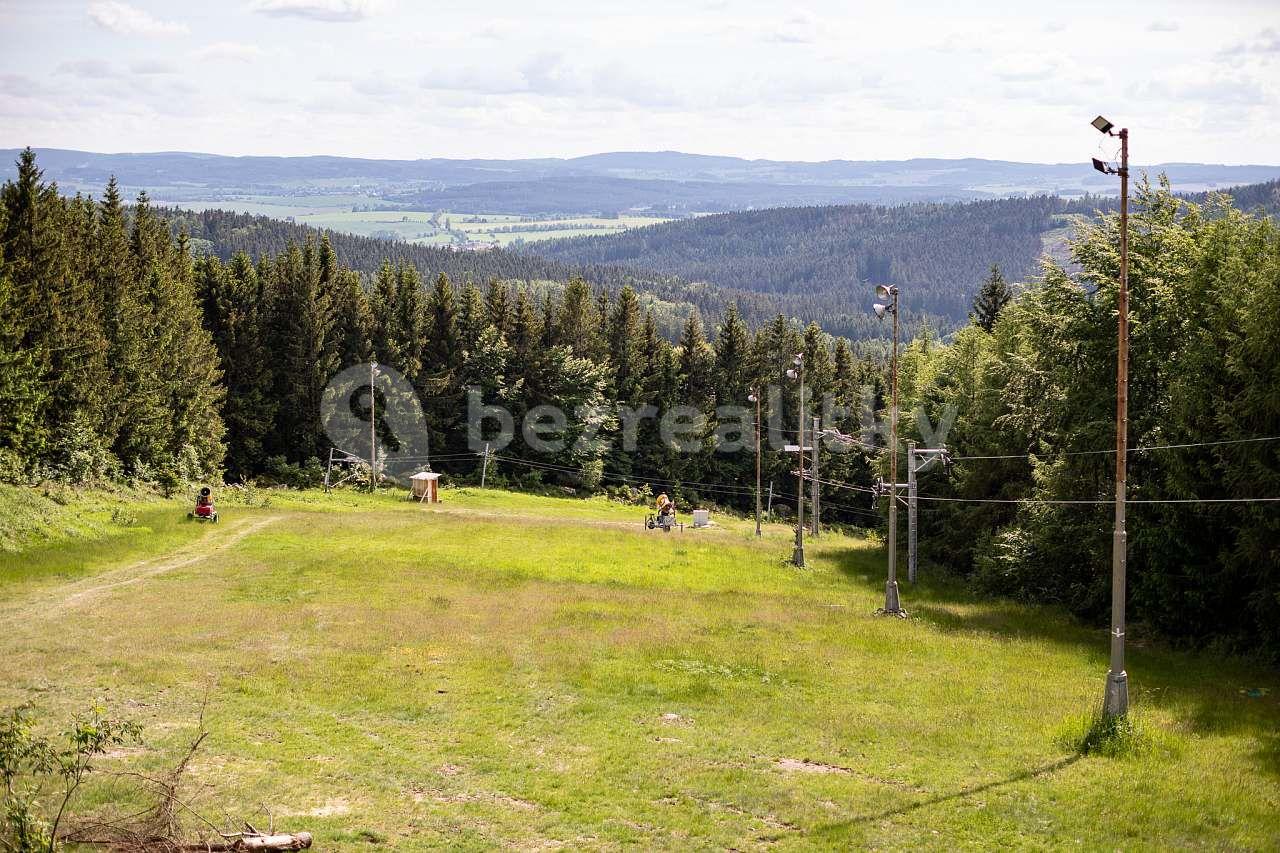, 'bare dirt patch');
774,757,851,774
